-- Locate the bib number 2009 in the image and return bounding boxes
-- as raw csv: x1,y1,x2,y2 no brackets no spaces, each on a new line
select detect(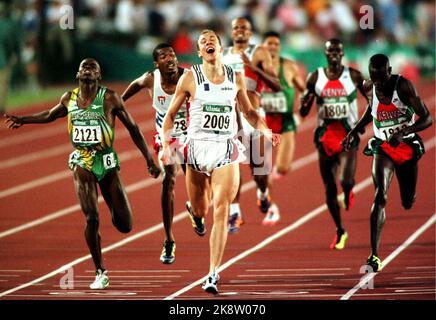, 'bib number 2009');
201,104,232,133
203,114,230,131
